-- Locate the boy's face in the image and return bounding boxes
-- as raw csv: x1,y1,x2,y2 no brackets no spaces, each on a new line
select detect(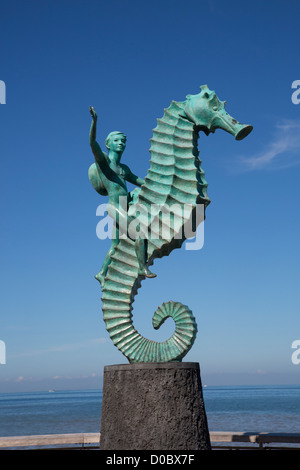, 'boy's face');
109,134,127,153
